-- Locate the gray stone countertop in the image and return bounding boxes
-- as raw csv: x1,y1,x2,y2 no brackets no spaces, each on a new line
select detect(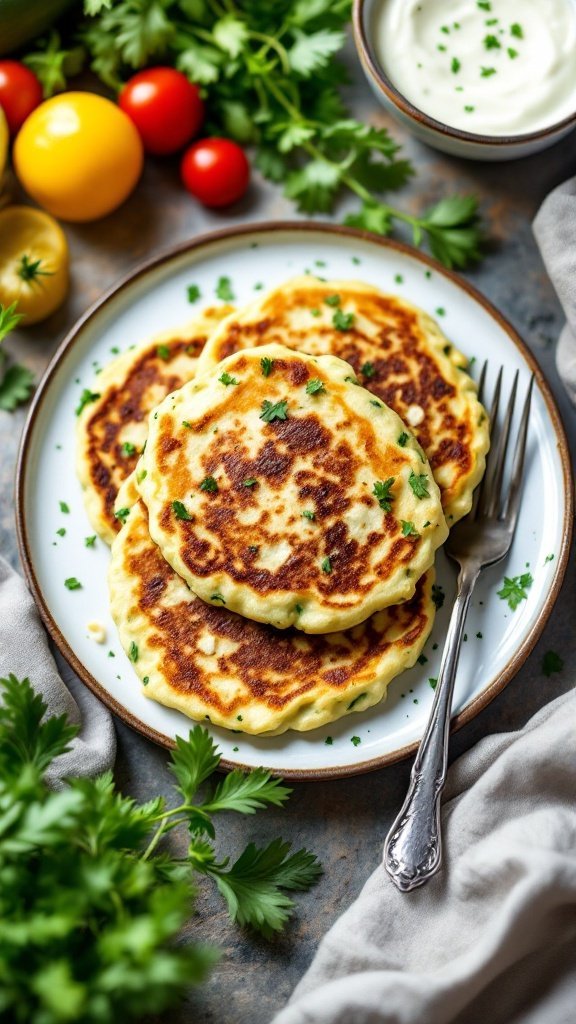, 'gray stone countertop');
0,57,575,1024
